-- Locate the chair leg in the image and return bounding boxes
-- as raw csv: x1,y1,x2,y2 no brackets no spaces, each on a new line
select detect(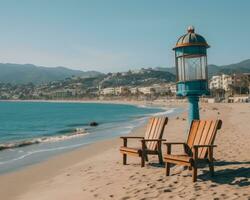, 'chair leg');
158,152,163,164
166,162,170,176
123,154,127,165
192,166,197,182
141,155,145,167
208,147,214,176
145,154,149,162
208,160,214,176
